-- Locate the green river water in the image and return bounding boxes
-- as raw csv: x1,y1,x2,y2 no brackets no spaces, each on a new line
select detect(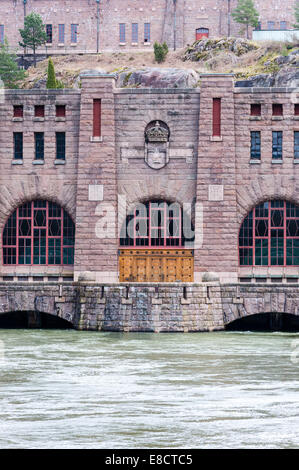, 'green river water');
0,329,298,448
